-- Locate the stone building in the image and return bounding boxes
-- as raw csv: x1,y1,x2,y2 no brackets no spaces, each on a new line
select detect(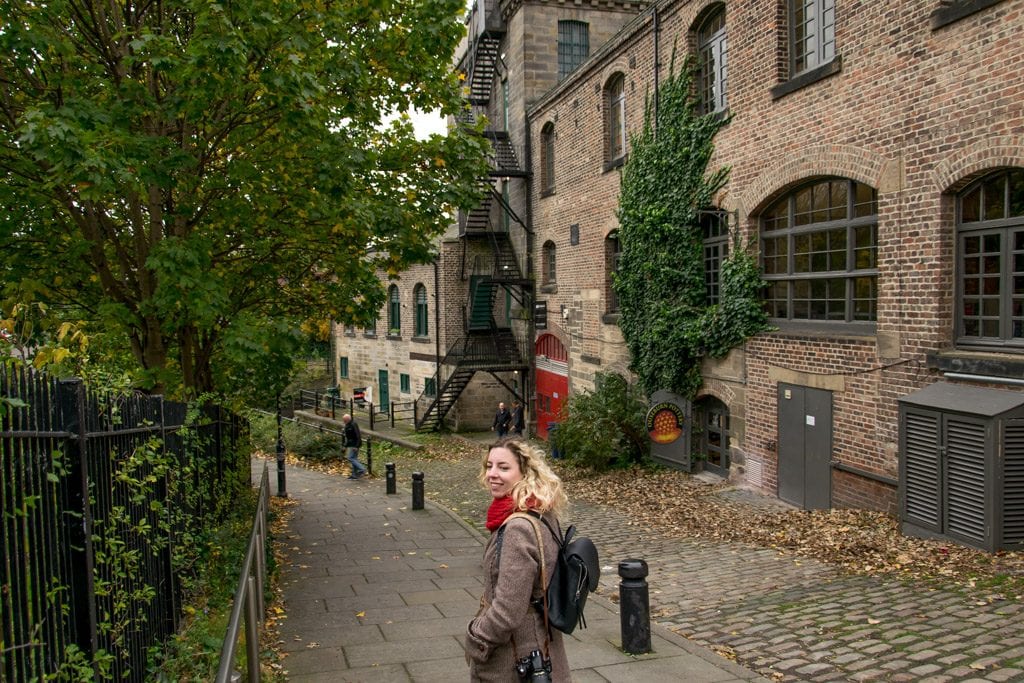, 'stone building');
335,0,1024,534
